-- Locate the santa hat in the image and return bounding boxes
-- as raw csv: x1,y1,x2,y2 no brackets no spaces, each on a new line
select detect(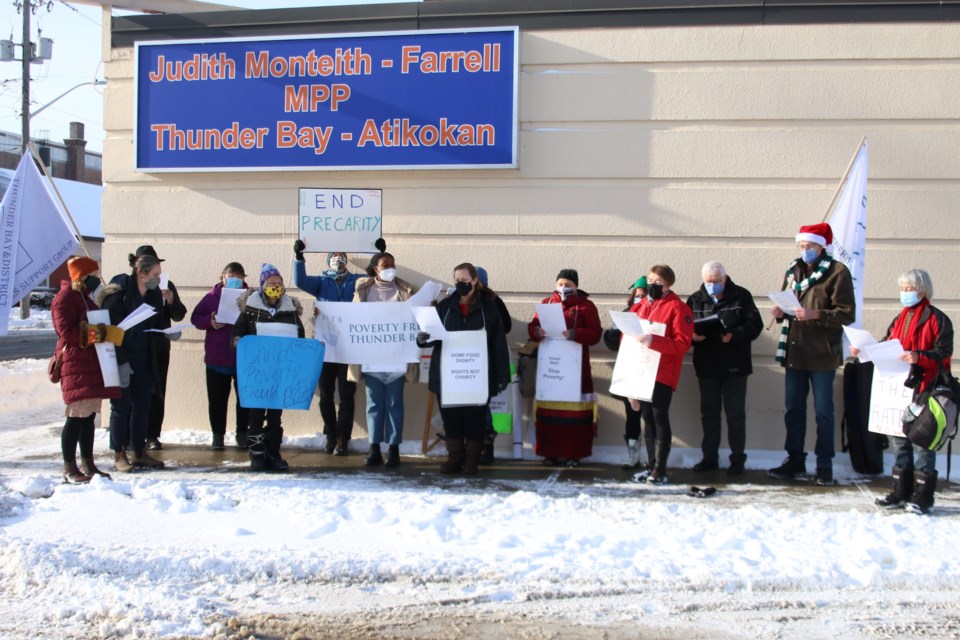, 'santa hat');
795,222,832,248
